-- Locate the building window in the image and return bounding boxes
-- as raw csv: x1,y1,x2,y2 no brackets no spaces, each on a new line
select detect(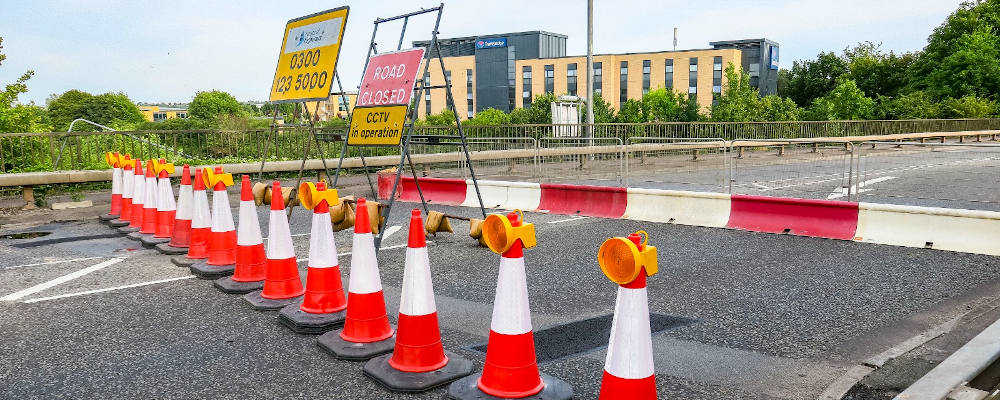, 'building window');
467,68,474,117
424,72,431,114
688,58,698,95
153,112,167,122
642,60,651,95
522,66,532,107
338,98,348,112
593,61,602,95
507,46,516,111
620,61,628,104
567,63,578,96
544,64,555,94
664,59,673,90
713,56,723,98
749,63,760,77
176,112,187,119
